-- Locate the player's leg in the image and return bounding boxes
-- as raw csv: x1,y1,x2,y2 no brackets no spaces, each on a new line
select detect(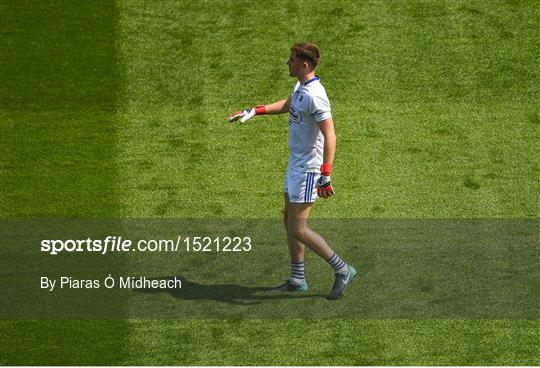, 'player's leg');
277,170,356,298
271,182,308,291
271,193,308,291
284,193,305,264
285,201,334,259
286,174,357,300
